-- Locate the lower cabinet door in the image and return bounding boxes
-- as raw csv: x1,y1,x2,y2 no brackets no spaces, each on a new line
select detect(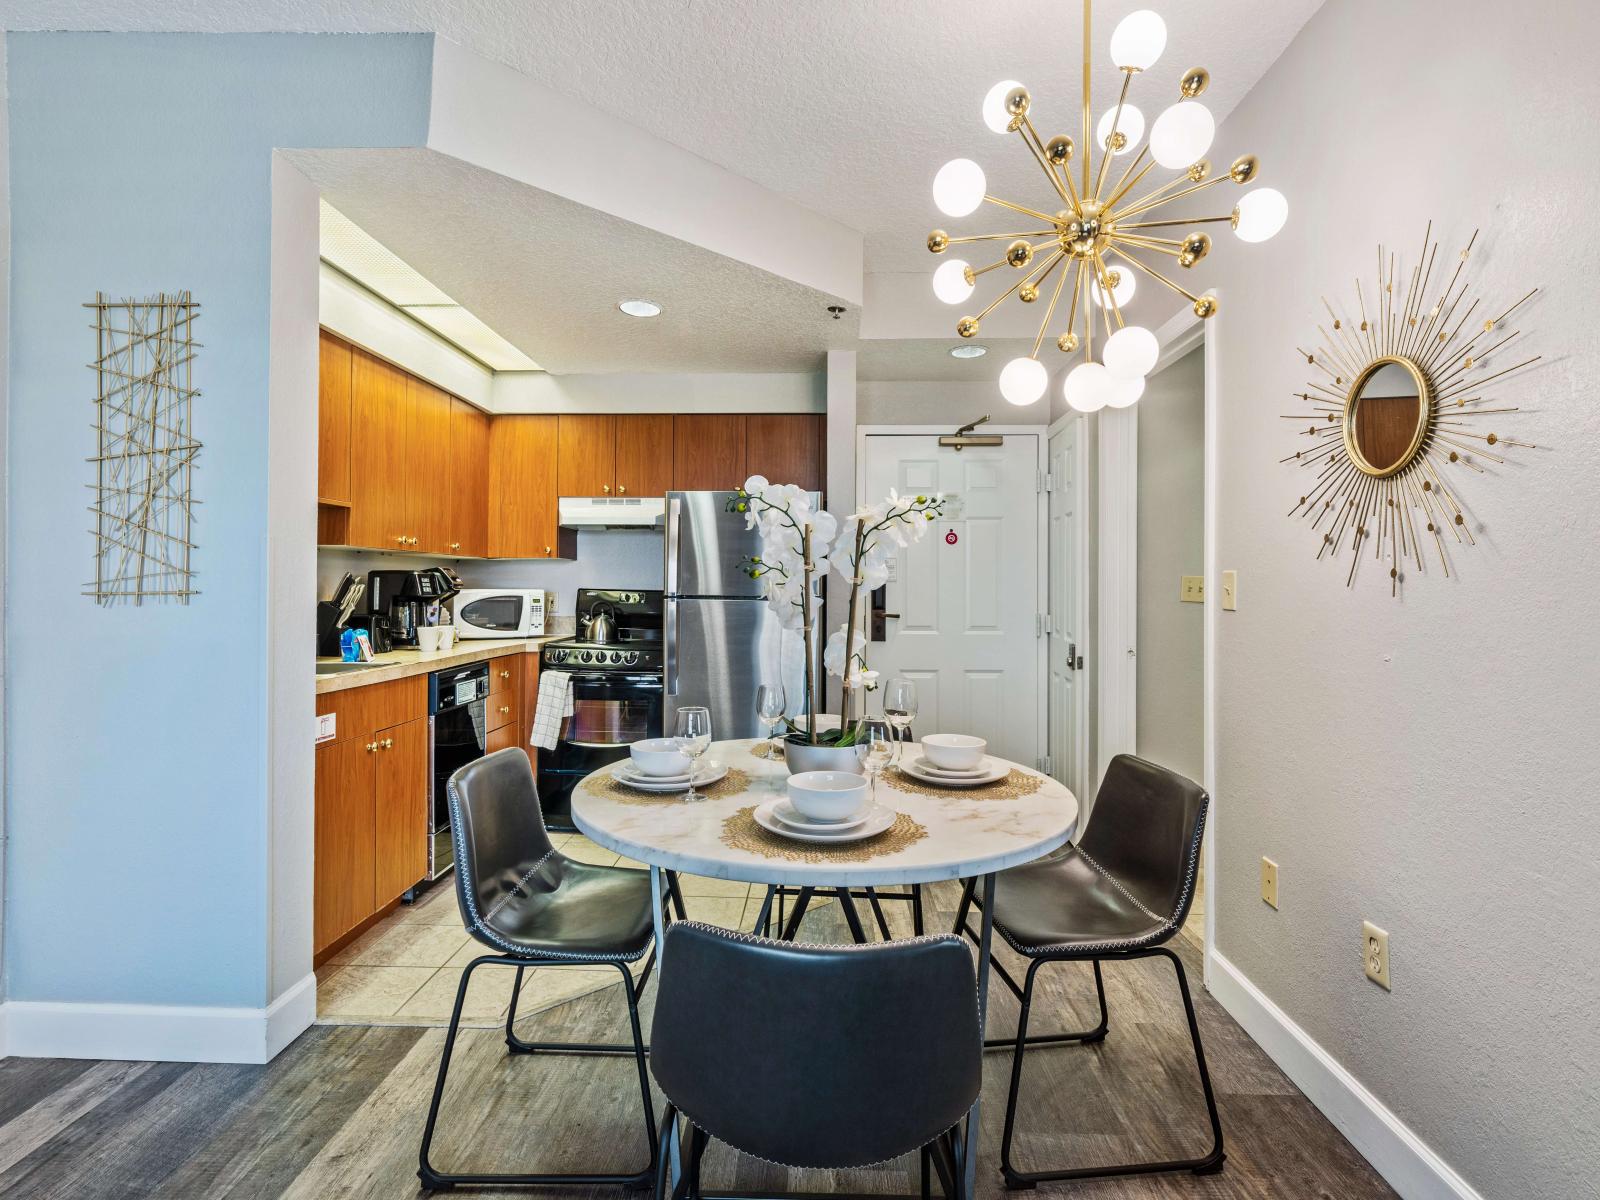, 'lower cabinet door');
486,721,521,755
374,716,429,906
315,736,376,955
